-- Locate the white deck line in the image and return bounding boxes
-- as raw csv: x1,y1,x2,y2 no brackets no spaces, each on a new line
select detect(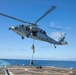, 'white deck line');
24,68,69,75
8,70,14,75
